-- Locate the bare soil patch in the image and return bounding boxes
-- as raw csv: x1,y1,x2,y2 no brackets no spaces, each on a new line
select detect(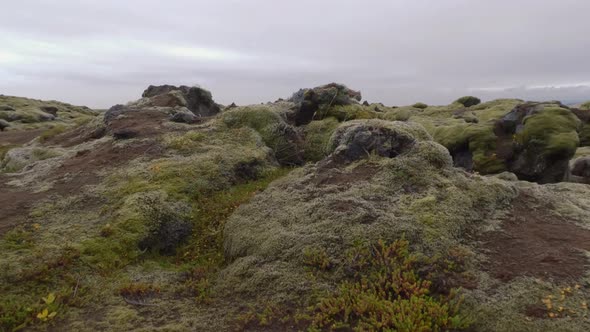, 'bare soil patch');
0,140,163,235
311,163,379,187
481,191,590,282
49,140,162,195
0,129,44,145
0,179,45,234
